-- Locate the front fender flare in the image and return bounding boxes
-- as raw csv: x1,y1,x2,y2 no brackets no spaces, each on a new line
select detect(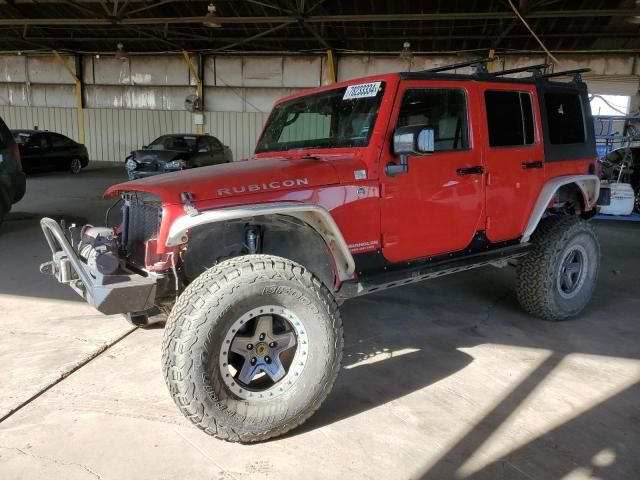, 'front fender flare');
166,202,356,281
522,174,600,243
